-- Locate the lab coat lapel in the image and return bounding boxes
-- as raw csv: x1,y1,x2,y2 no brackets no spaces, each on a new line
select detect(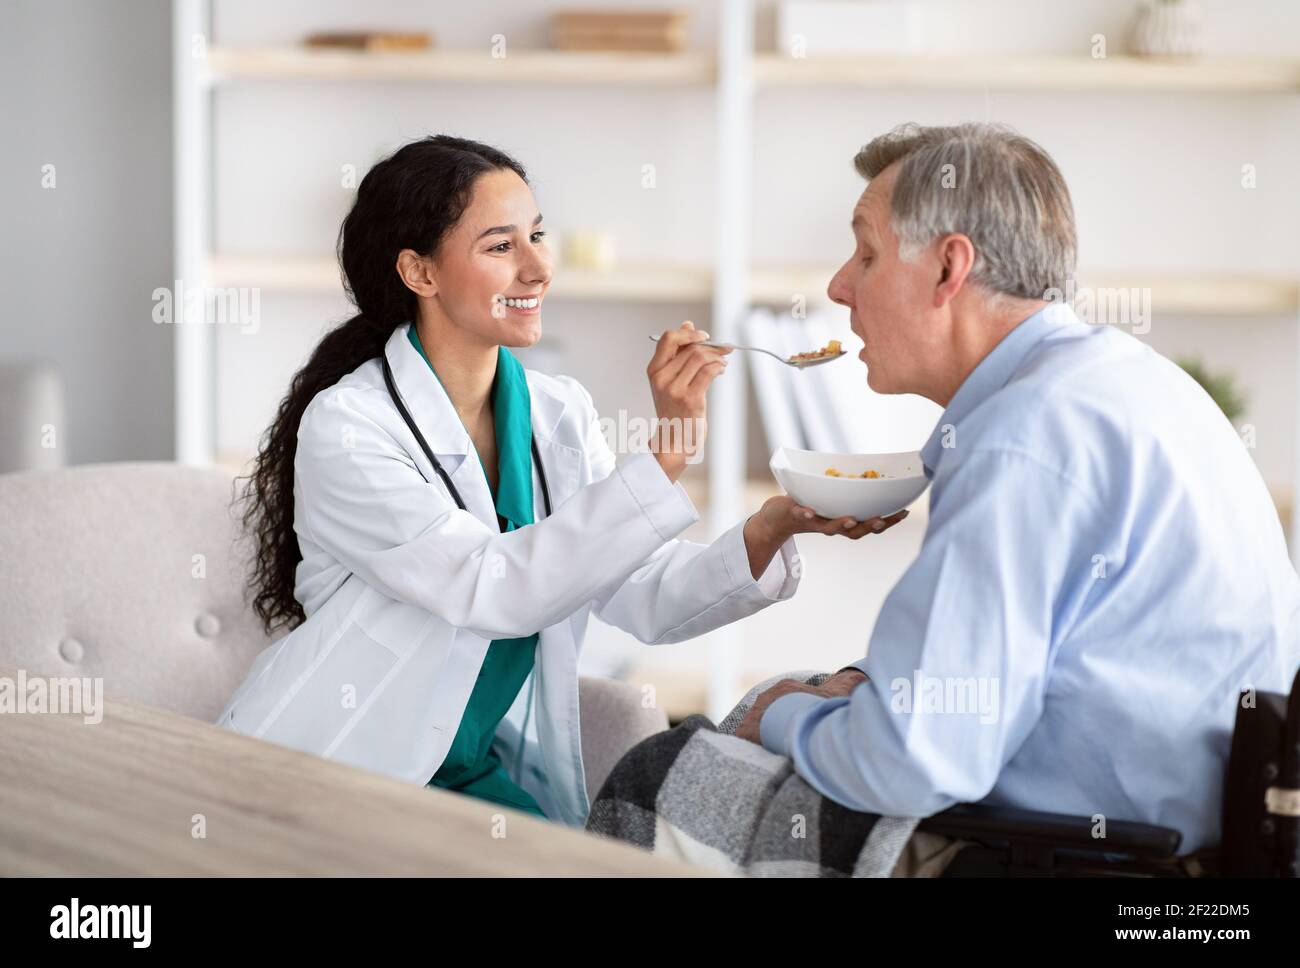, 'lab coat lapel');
383,324,499,531
448,450,499,532
526,372,582,518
